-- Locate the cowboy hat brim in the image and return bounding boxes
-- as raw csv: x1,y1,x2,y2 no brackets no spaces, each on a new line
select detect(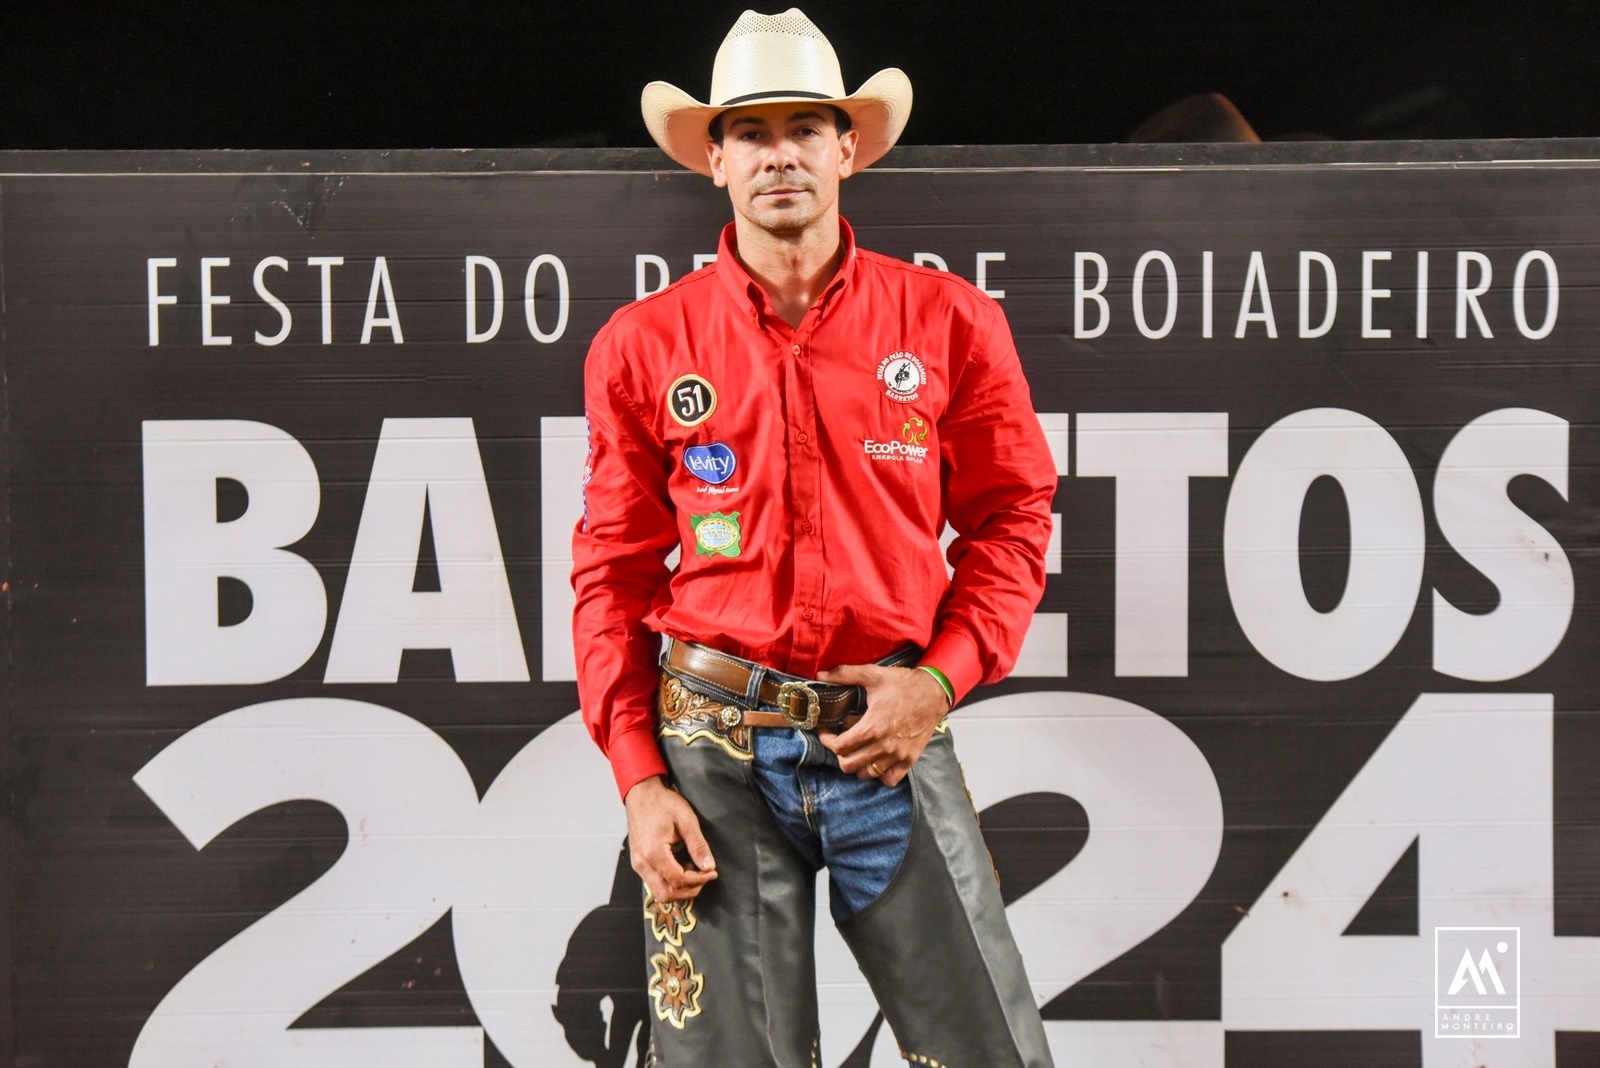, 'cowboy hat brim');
641,66,913,177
